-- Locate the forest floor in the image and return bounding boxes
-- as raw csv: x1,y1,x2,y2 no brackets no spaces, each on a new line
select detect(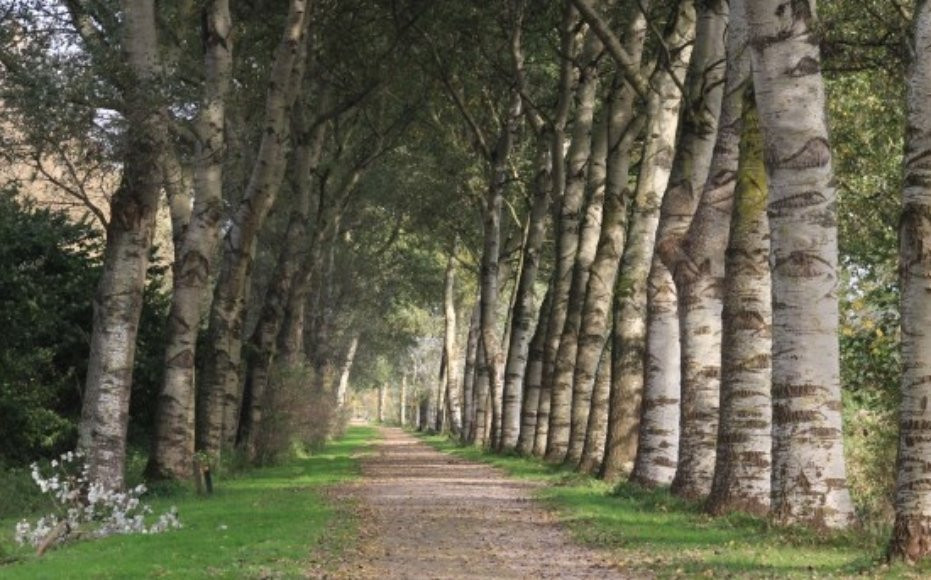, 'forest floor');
323,426,624,579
